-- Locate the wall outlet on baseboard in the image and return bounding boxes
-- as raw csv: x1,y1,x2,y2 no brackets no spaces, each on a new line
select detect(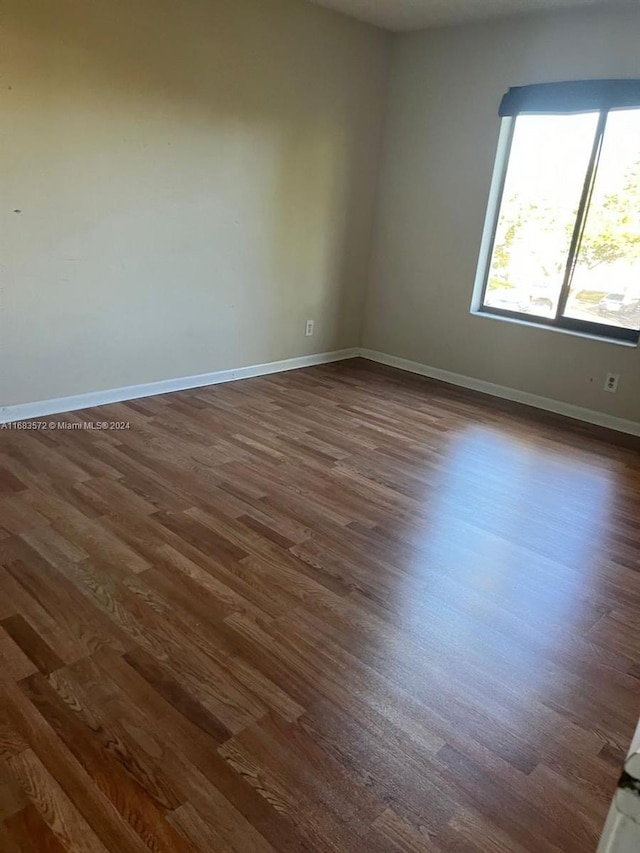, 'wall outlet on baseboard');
604,373,619,393
305,319,315,337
